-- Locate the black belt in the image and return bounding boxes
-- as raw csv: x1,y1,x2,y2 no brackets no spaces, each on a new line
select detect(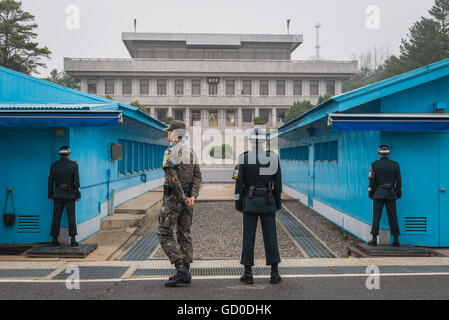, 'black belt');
164,183,192,197
57,184,72,191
